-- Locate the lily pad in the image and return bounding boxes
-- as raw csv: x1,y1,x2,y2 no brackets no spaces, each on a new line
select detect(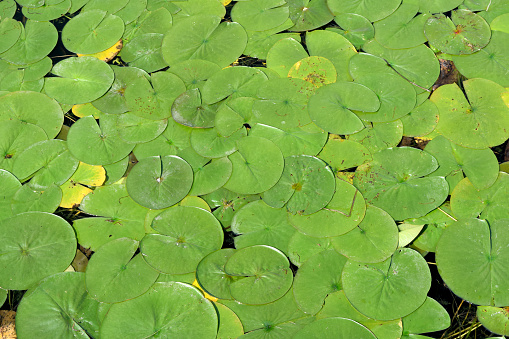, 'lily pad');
354,147,449,220
0,18,21,54
330,13,374,49
294,317,376,339
266,37,308,77
287,0,334,32
0,169,22,221
436,218,509,306
141,206,223,274
11,184,62,215
342,248,431,320
402,297,451,335
162,15,247,68
401,100,439,137
116,113,168,144
126,155,193,210
85,238,159,303
100,282,218,338
346,120,403,154
477,306,509,336
189,157,233,196
431,78,509,149
0,212,76,290
424,9,491,55
318,138,372,173
196,248,237,300
231,0,289,32
326,0,402,22
44,57,115,105
121,33,168,73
